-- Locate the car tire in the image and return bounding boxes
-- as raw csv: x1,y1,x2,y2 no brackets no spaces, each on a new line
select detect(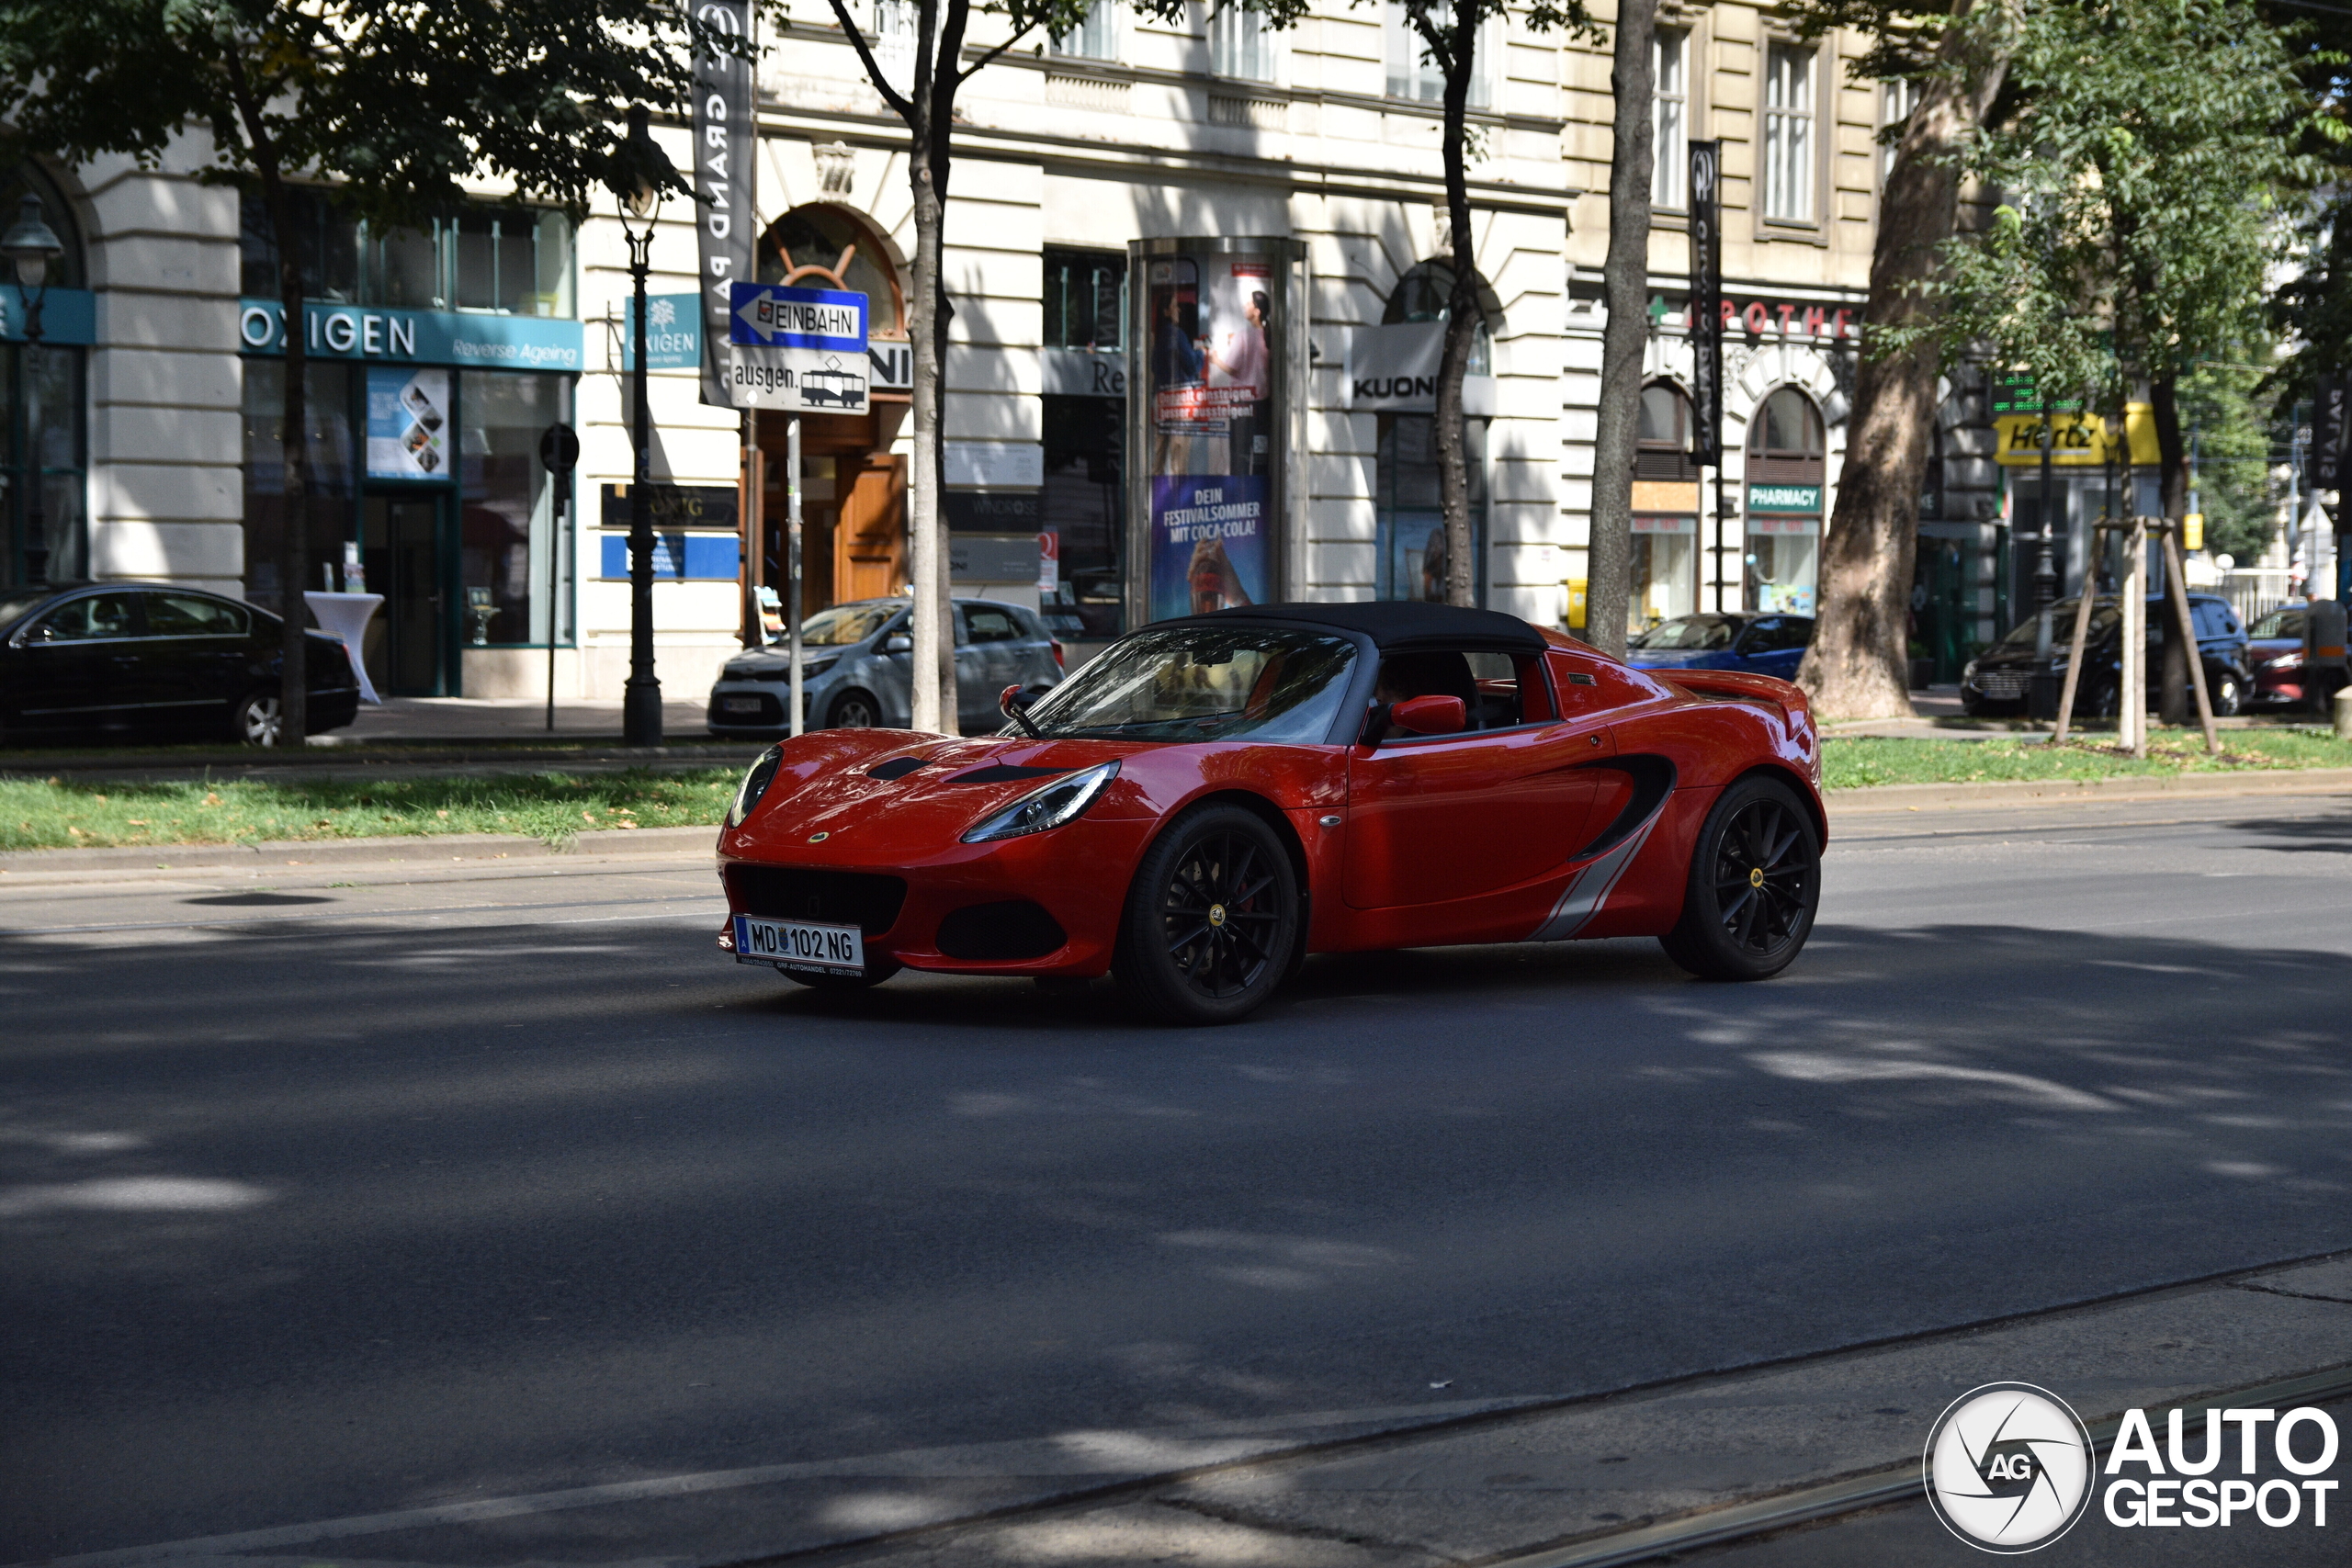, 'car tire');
1114,804,1300,1025
827,688,882,729
2208,670,2245,718
779,957,900,991
229,692,282,747
1657,773,1821,982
